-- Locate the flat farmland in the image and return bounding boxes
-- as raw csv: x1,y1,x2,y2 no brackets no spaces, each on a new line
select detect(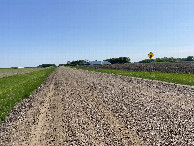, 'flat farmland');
0,68,46,78
0,67,56,122
0,67,193,145
84,62,194,74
